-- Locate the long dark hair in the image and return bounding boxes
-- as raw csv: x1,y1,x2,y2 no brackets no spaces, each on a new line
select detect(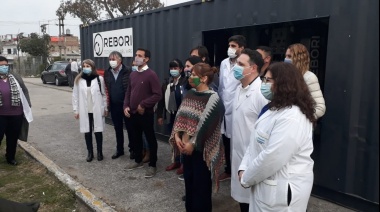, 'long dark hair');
265,62,316,124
